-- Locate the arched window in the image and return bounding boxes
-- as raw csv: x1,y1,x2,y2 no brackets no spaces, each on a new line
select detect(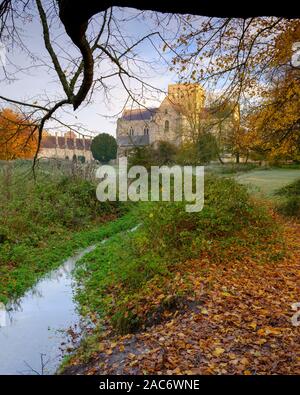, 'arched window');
164,120,169,132
129,127,134,136
144,126,149,135
72,154,77,162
